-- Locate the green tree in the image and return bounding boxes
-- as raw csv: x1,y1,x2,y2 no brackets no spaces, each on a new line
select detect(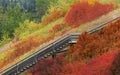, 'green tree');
35,0,56,22
0,4,31,39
